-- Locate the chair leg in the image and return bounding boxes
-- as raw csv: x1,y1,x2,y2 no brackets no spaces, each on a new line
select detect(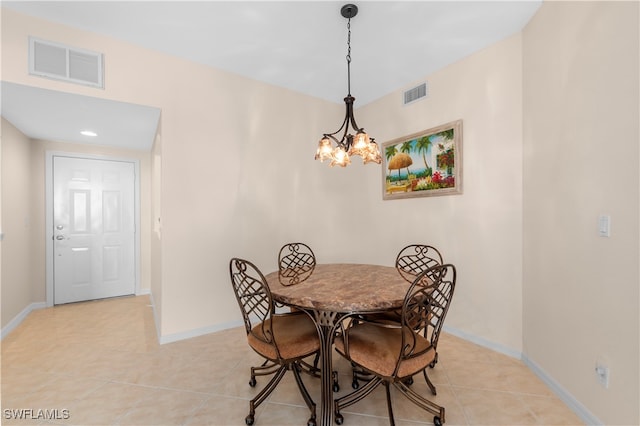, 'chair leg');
247,365,287,425
429,351,439,368
351,363,374,389
335,376,382,424
298,354,321,378
383,382,396,426
250,360,280,387
292,362,317,425
423,368,437,395
393,380,445,425
313,352,320,370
